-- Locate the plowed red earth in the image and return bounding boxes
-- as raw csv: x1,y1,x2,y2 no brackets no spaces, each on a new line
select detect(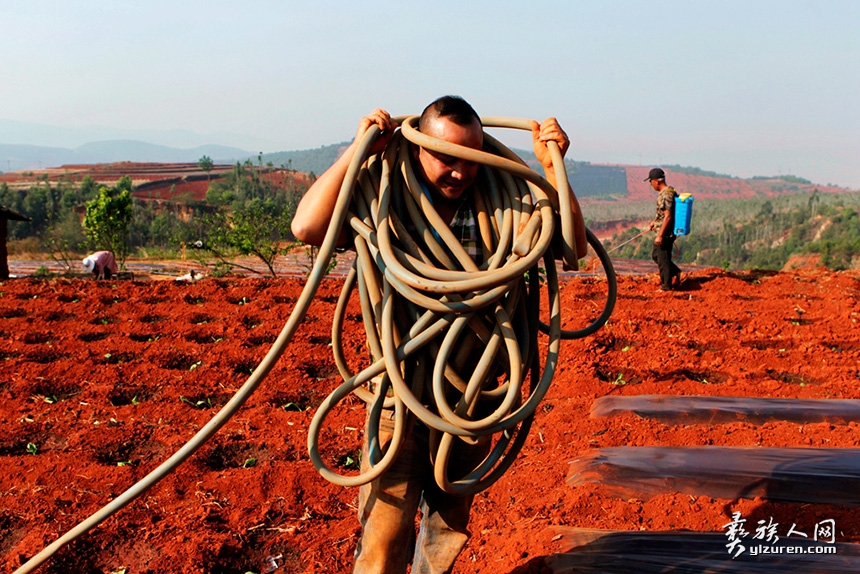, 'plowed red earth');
1,267,859,573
